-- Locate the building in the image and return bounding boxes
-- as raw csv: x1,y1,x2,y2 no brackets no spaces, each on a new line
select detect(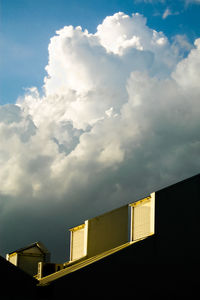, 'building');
6,241,50,276
0,254,39,300
155,173,200,263
37,193,155,284
37,173,200,299
69,193,155,262
1,173,200,299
